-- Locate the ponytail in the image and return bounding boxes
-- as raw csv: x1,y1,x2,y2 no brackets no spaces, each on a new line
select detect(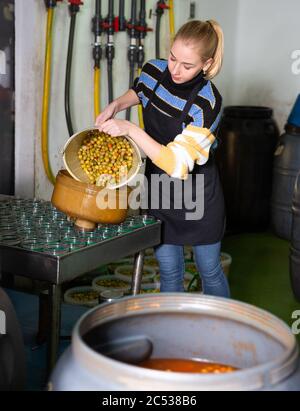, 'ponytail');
205,20,224,79
174,19,224,80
